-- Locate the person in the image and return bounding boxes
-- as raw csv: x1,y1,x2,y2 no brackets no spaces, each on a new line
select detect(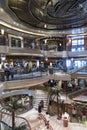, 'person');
62,112,70,122
41,100,44,108
38,102,42,118
62,112,70,127
9,65,14,79
72,107,77,117
49,97,52,106
4,64,10,80
81,108,87,121
45,112,50,129
57,113,62,120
